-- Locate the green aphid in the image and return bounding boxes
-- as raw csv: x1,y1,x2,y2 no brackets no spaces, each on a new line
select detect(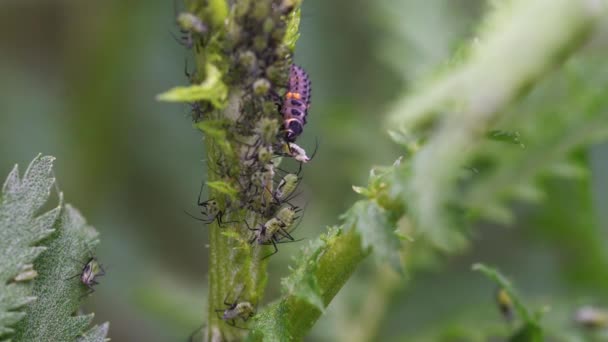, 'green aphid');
247,207,300,259
275,173,299,203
